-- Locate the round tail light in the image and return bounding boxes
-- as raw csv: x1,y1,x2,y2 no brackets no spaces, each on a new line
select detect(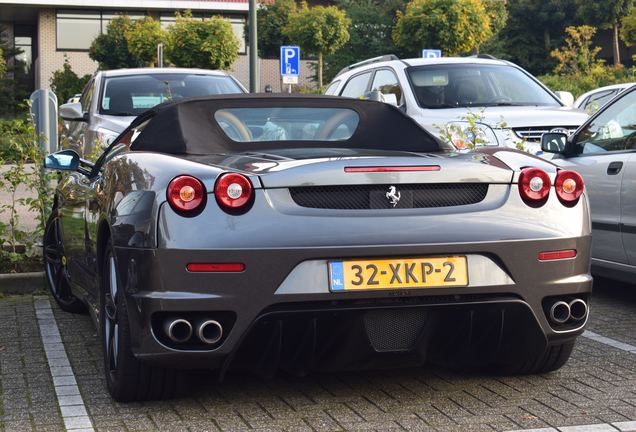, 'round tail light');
555,170,584,205
214,172,254,212
518,167,551,204
167,175,206,214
